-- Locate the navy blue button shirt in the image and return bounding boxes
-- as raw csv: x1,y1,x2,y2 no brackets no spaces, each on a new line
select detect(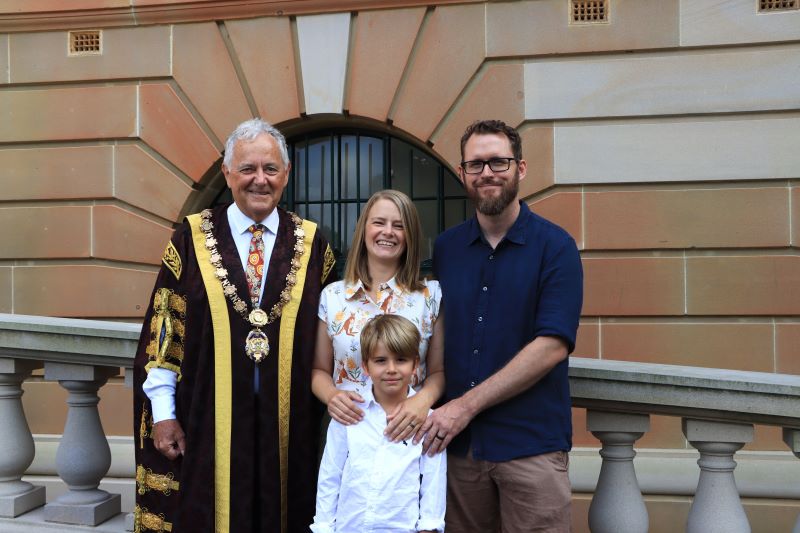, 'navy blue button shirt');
433,201,583,462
